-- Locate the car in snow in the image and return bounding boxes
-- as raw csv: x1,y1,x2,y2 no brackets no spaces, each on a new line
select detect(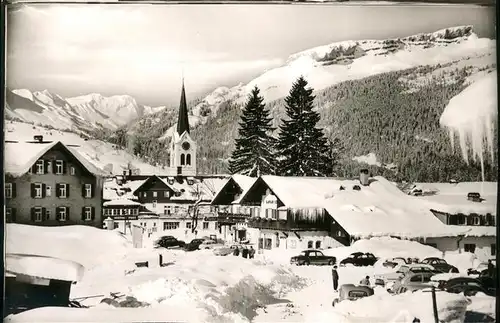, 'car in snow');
213,245,243,256
420,257,459,273
154,236,186,249
467,260,495,275
390,272,435,294
198,240,224,250
339,252,378,267
382,257,420,268
332,284,374,307
374,264,438,288
290,250,336,266
439,276,496,296
184,239,207,251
